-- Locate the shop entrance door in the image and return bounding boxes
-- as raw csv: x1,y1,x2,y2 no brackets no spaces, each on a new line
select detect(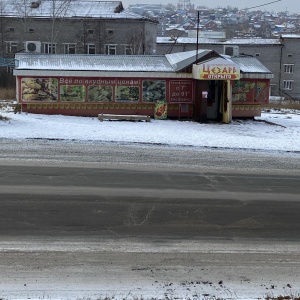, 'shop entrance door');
207,80,222,120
